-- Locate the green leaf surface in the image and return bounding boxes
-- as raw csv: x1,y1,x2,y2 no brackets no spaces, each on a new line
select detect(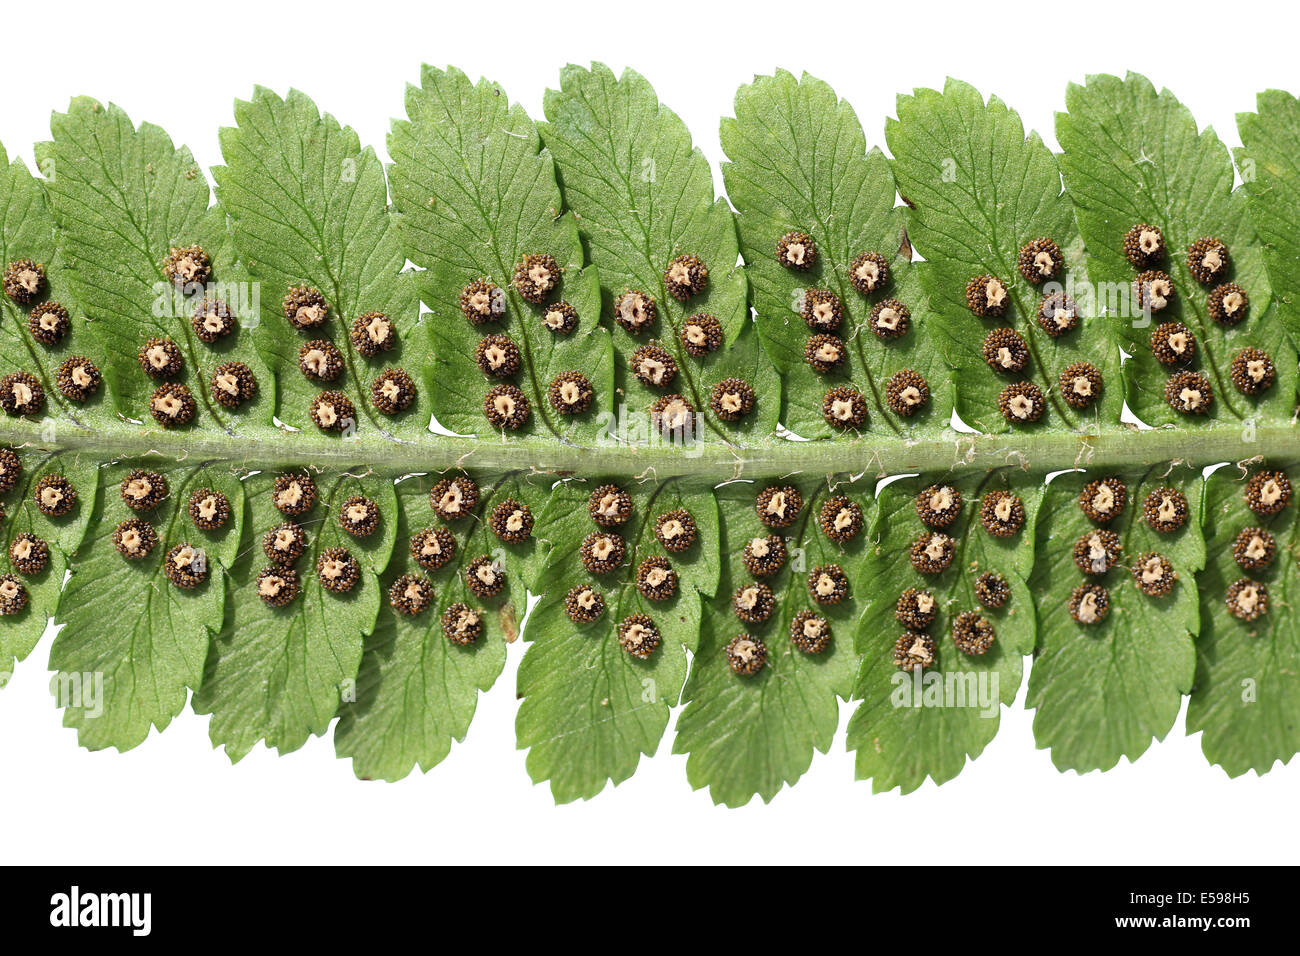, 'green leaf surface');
1027,466,1203,772
388,66,613,444
847,470,1041,793
194,469,398,761
542,63,780,447
50,462,243,750
516,477,719,801
674,478,868,806
889,79,1123,436
1058,73,1298,427
1187,462,1300,776
722,71,951,439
